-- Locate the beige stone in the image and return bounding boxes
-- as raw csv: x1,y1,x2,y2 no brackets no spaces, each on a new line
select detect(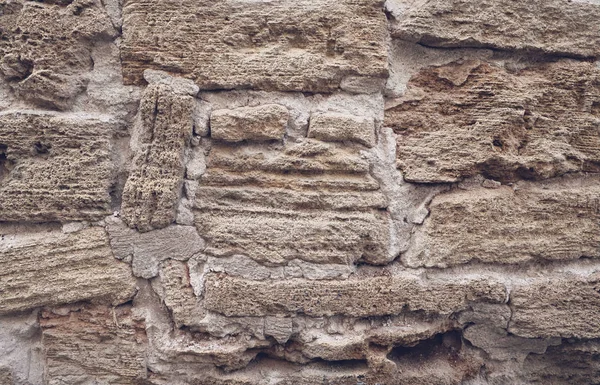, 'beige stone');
404,177,600,267
194,140,394,266
385,60,600,183
40,304,147,385
210,104,289,142
0,0,117,109
0,226,136,315
203,274,506,317
392,0,600,58
120,0,388,92
509,272,600,339
121,83,193,232
308,113,376,147
0,111,114,222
